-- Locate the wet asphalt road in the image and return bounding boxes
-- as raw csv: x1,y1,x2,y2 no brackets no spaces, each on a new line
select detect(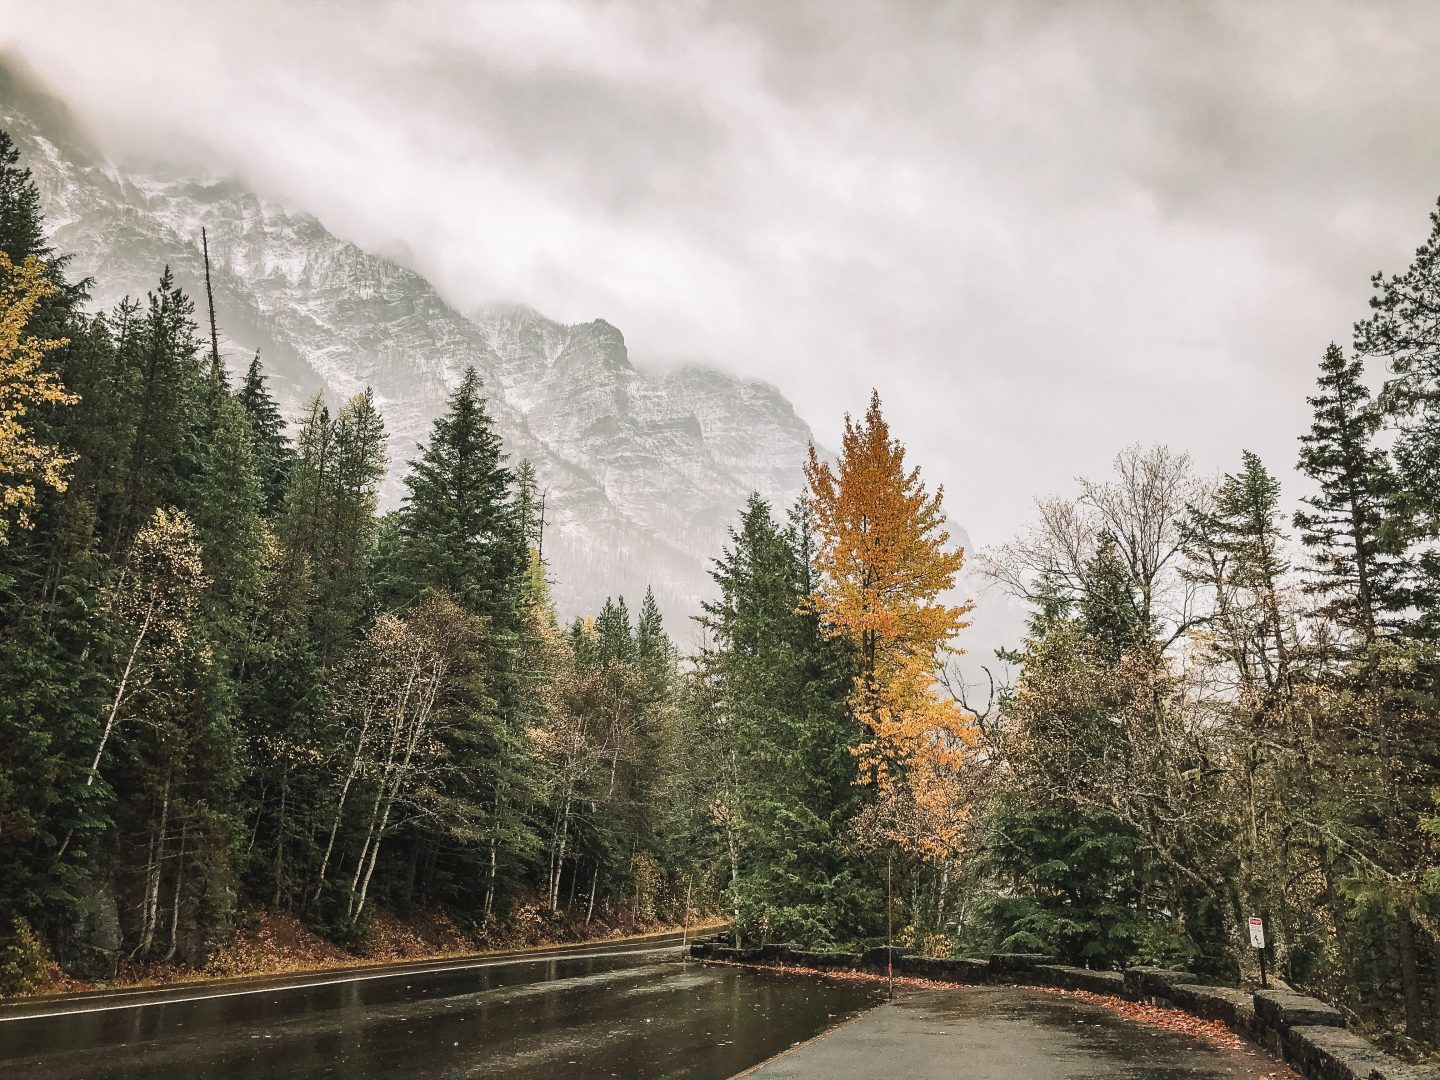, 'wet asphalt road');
0,947,1293,1079
746,985,1290,1080
0,944,881,1079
